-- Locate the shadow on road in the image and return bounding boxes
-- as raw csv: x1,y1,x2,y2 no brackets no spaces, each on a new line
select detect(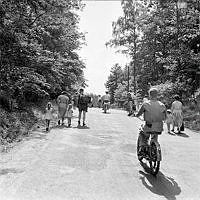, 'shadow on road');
75,125,90,129
139,170,181,200
175,132,189,138
0,168,24,176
